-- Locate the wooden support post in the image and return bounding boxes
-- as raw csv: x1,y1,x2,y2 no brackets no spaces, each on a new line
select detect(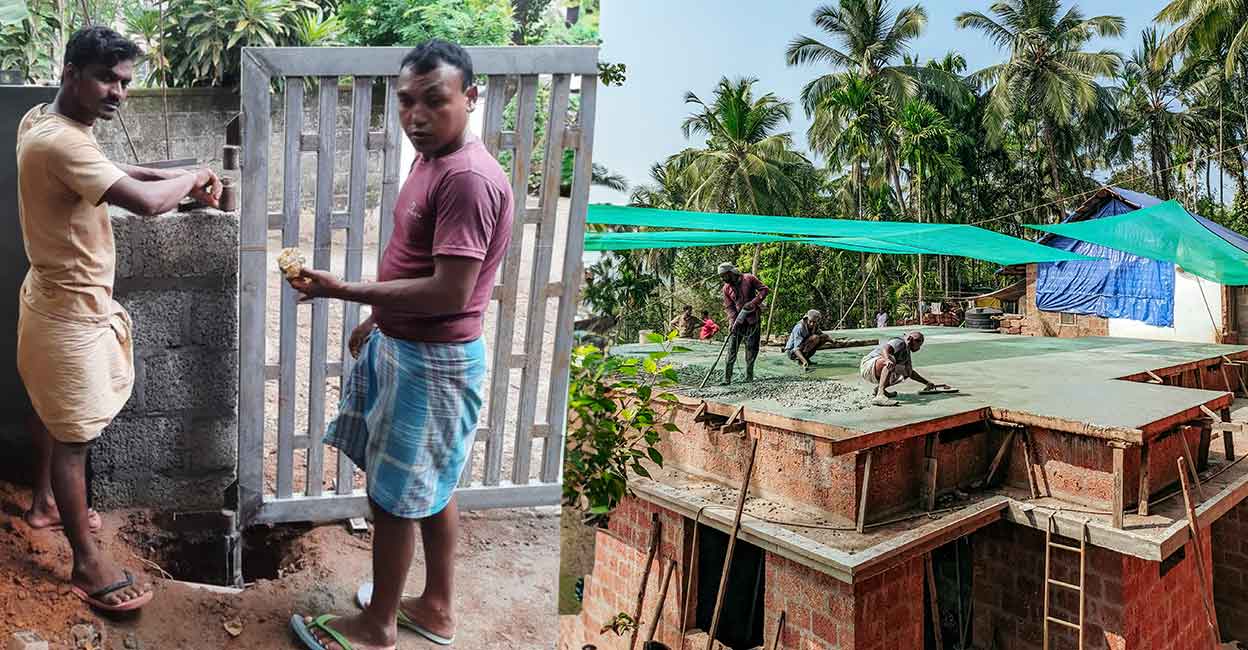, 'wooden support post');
1137,443,1150,517
925,553,944,650
693,401,709,423
628,513,662,650
1223,406,1236,461
924,433,939,512
1220,363,1235,394
1223,355,1248,396
678,519,702,641
857,449,873,534
705,437,760,650
720,405,746,436
769,611,786,650
1177,457,1222,648
1021,430,1039,499
643,560,677,644
1178,426,1206,501
1146,369,1164,384
984,430,1016,487
1111,442,1126,529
